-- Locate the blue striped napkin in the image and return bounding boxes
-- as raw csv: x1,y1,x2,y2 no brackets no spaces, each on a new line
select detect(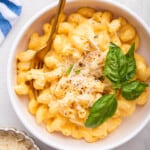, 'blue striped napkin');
0,0,22,45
